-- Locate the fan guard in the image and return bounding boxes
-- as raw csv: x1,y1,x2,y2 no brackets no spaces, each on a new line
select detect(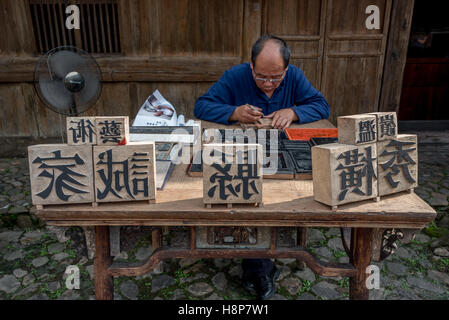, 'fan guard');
34,46,102,116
